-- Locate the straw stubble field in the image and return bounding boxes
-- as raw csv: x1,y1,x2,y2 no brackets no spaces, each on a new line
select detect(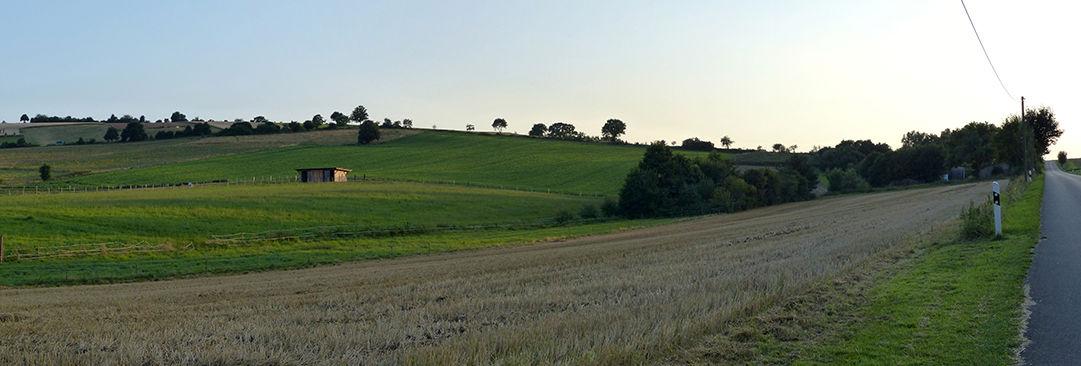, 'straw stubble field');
0,183,989,364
